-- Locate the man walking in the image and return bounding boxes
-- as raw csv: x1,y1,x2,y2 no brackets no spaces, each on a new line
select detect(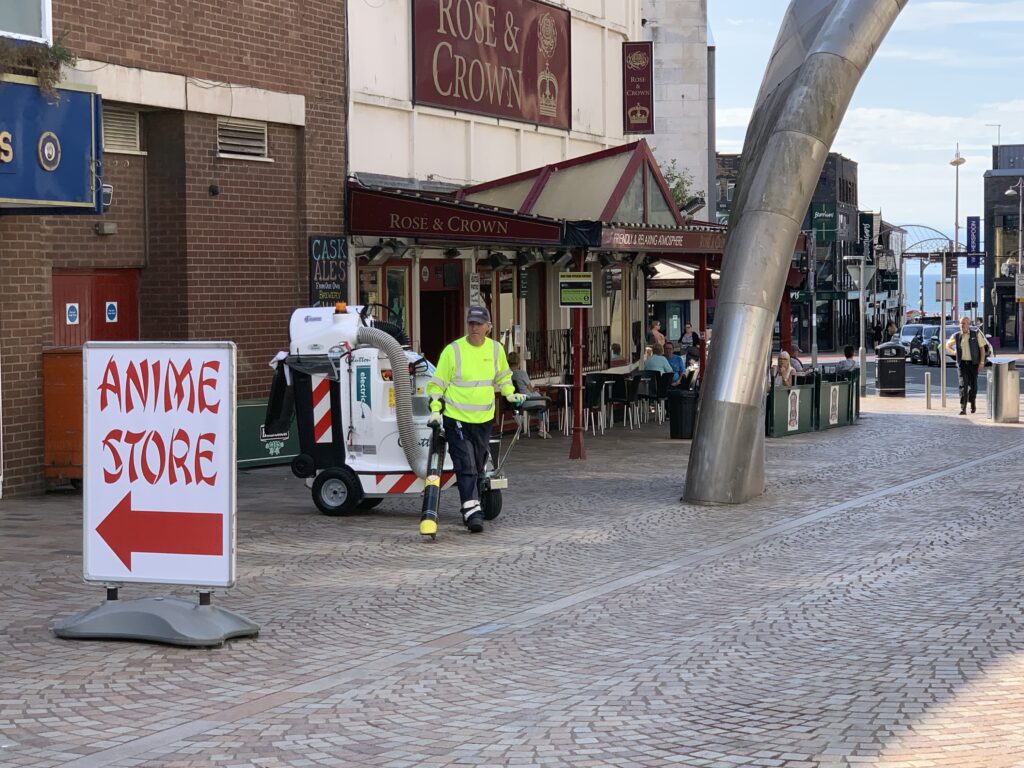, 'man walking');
944,316,987,415
426,306,525,533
